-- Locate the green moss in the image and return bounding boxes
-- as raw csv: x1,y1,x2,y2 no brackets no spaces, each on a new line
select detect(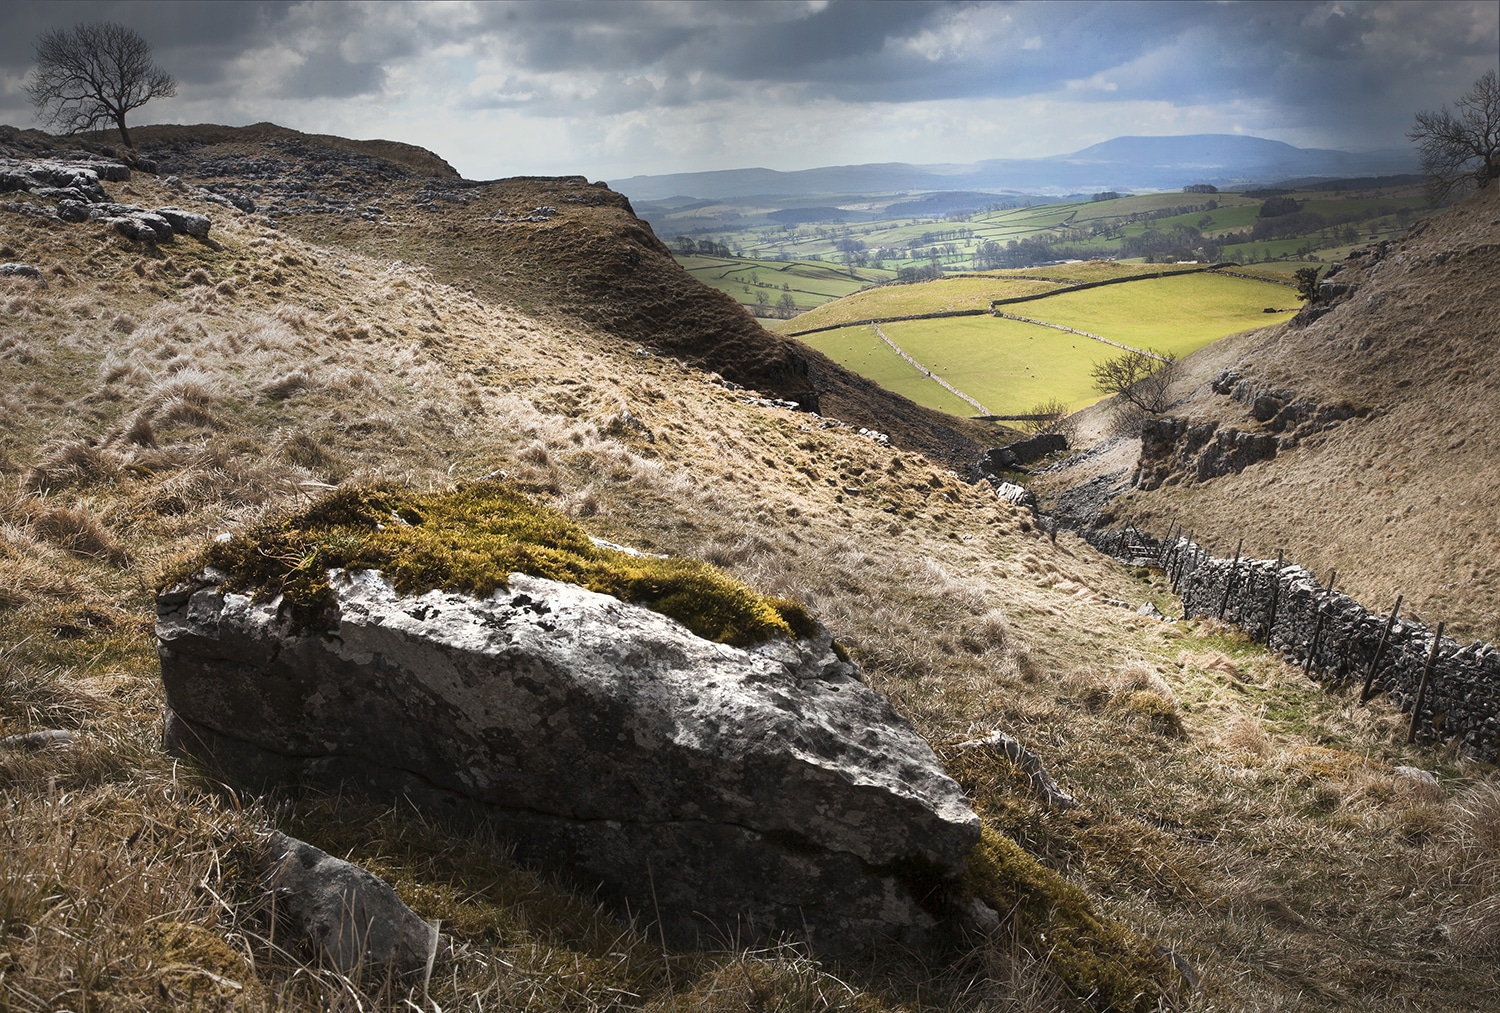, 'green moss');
166,480,813,646
965,826,1176,1012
